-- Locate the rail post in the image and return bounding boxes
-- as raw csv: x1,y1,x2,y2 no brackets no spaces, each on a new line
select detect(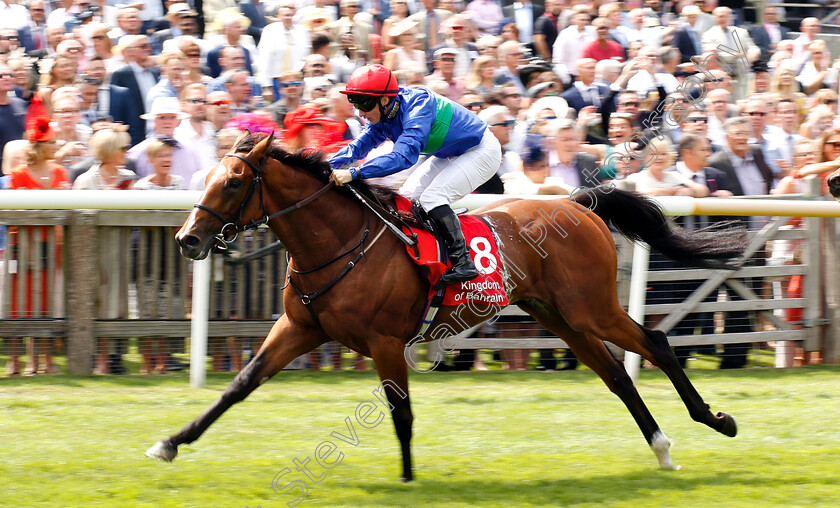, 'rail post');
65,210,98,374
